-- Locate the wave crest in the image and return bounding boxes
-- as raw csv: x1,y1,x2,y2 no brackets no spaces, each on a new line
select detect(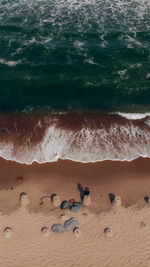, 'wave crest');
0,112,150,164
